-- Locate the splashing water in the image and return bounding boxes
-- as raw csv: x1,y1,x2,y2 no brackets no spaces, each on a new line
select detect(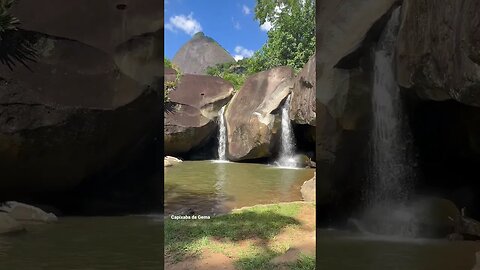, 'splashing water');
364,7,418,237
217,105,227,161
276,94,297,168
